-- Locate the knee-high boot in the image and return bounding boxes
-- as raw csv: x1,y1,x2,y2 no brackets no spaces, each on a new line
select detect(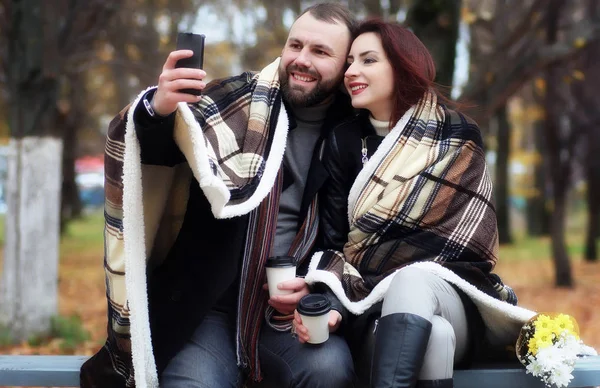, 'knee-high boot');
370,313,432,388
416,379,453,387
